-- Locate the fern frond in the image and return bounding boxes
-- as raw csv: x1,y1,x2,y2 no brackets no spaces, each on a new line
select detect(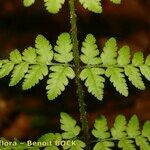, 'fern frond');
136,136,150,150
35,34,53,64
22,47,37,63
92,115,150,150
38,133,61,150
142,121,150,141
124,65,145,90
81,35,150,100
54,33,73,63
145,55,150,65
63,140,86,150
44,0,65,14
132,52,144,66
127,115,140,138
140,66,150,81
105,67,128,96
80,34,101,65
9,63,29,86
111,115,127,139
79,0,102,13
80,68,105,100
110,0,121,4
23,0,35,7
46,66,75,100
9,49,22,63
0,61,14,78
93,141,114,150
117,45,130,66
101,37,117,66
92,115,110,139
60,112,81,139
23,64,48,90
118,139,136,150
